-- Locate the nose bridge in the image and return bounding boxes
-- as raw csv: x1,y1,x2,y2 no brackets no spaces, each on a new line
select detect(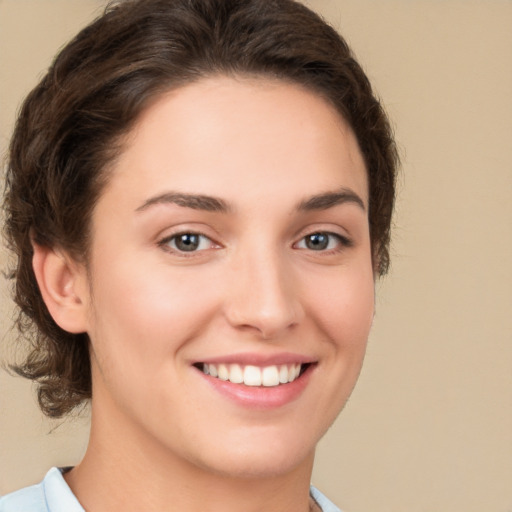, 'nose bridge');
224,240,303,338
